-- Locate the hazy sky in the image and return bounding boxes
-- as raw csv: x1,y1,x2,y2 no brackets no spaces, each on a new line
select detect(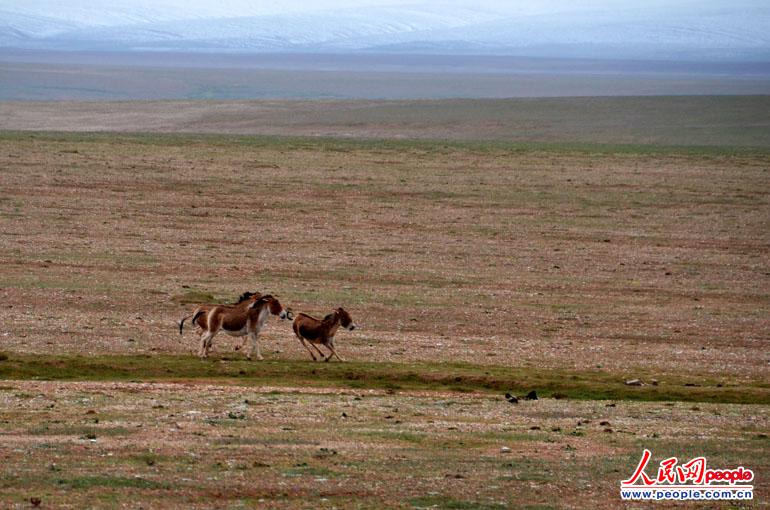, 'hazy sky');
1,0,768,60
4,0,767,20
